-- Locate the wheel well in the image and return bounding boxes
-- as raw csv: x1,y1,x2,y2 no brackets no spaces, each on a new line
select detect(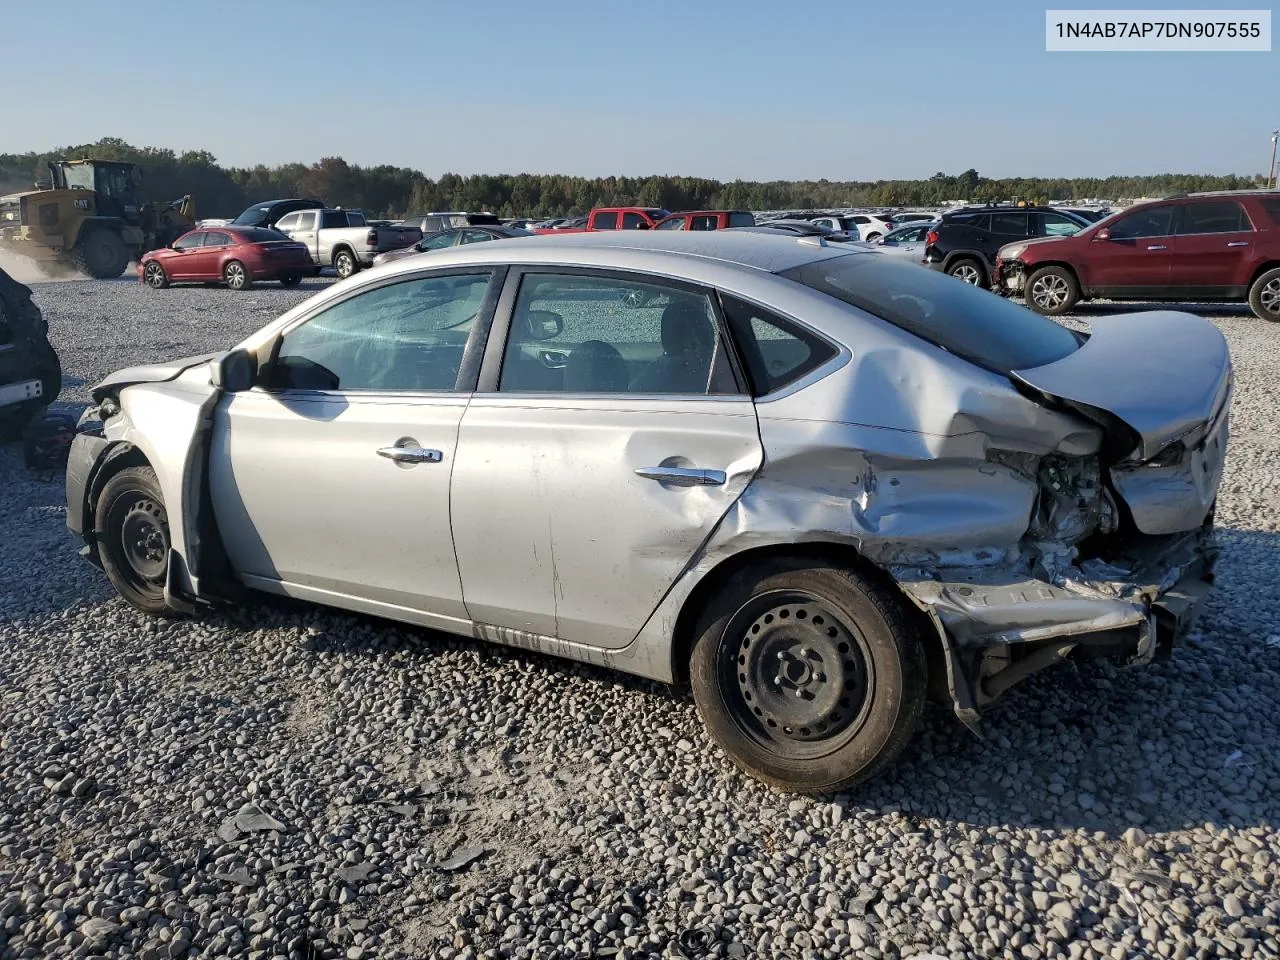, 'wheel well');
667,542,942,690
332,245,355,263
1248,261,1280,288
